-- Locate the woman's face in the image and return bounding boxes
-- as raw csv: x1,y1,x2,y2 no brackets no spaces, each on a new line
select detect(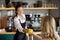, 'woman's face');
17,7,23,15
